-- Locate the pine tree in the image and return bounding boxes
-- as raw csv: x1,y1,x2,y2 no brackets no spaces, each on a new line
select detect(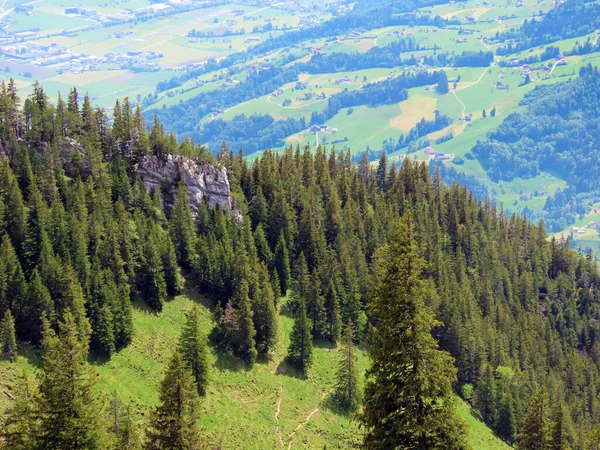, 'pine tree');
474,364,496,424
0,308,17,360
286,296,312,374
495,392,516,445
37,311,109,449
273,231,291,296
0,370,39,449
235,280,258,366
324,279,341,344
169,183,196,270
180,305,210,396
360,213,468,450
333,322,361,411
144,351,201,450
21,269,52,345
140,231,167,312
550,403,571,450
116,404,142,450
253,265,278,355
88,259,116,357
516,387,551,450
